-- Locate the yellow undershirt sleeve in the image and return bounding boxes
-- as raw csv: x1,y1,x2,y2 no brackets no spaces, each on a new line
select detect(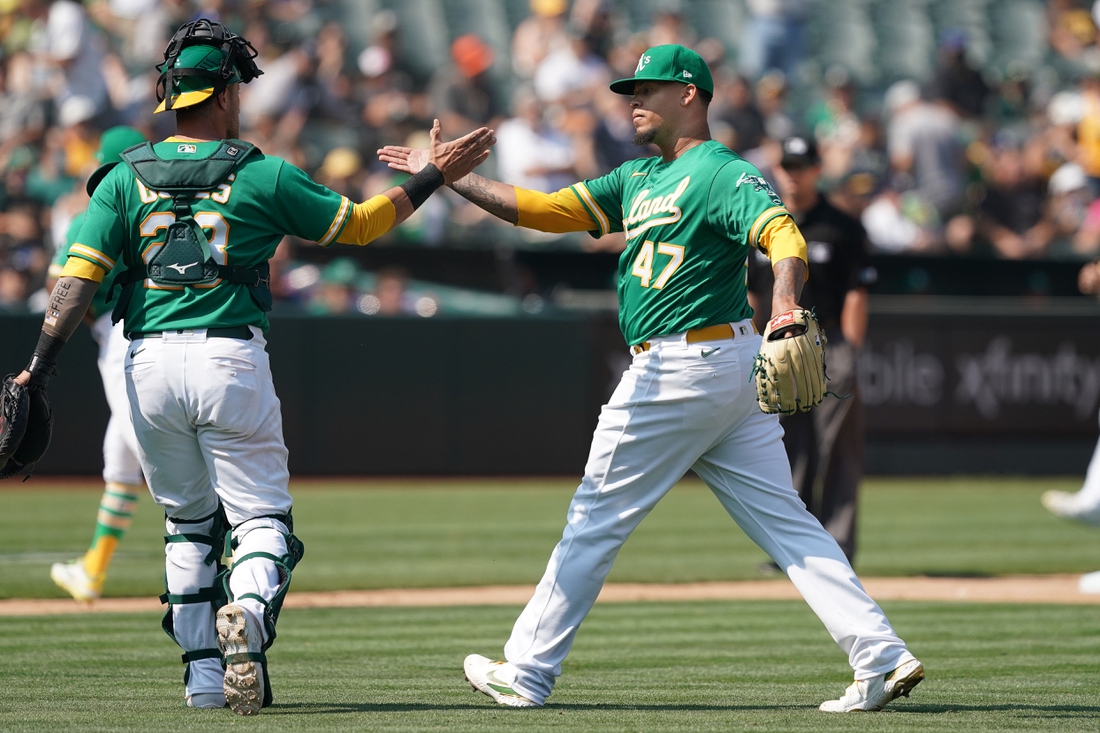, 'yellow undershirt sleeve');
60,256,107,283
335,195,398,246
515,187,597,233
757,215,808,267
